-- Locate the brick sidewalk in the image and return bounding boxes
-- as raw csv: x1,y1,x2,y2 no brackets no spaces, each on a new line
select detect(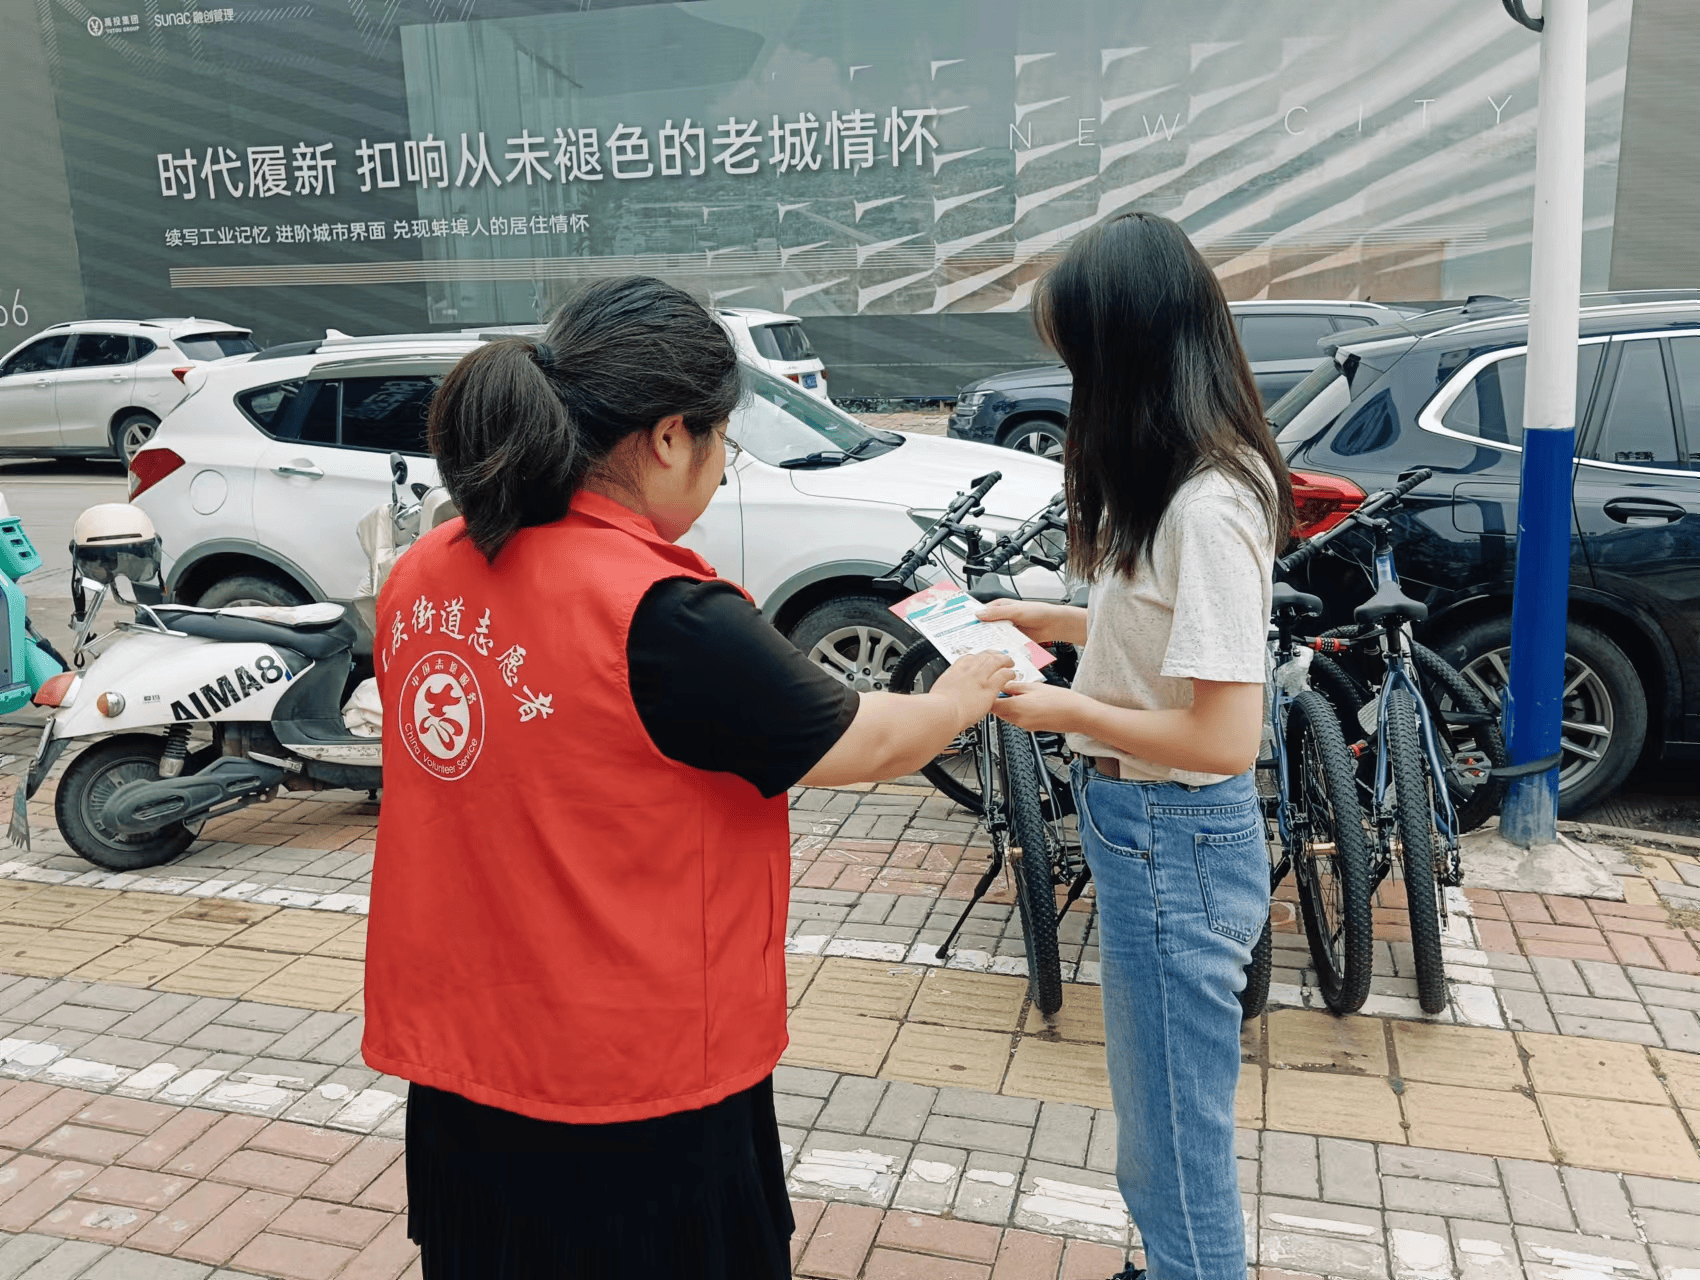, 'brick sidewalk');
0,739,1696,1279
